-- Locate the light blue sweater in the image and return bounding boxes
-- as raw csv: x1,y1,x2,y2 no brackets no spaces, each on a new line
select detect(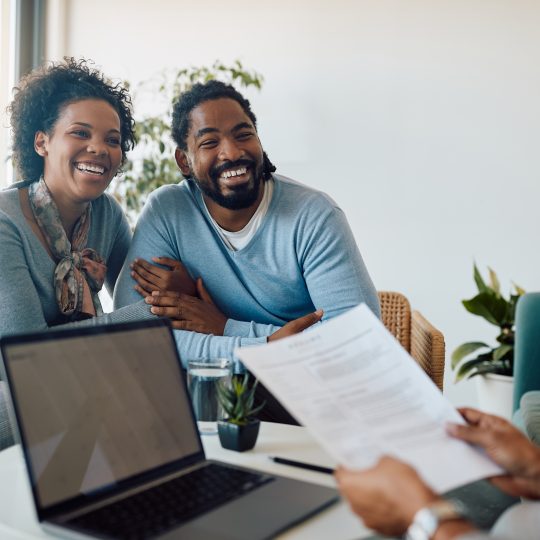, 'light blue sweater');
0,185,152,340
114,175,379,366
